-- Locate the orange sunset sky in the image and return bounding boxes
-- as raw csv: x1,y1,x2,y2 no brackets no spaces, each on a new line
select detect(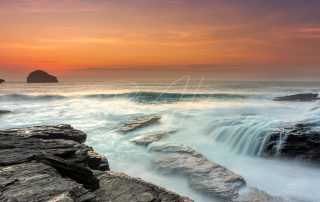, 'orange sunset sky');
1,0,320,81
